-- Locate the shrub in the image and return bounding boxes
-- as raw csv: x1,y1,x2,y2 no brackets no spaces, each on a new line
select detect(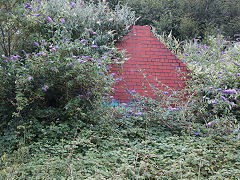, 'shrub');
0,0,136,153
182,35,240,121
